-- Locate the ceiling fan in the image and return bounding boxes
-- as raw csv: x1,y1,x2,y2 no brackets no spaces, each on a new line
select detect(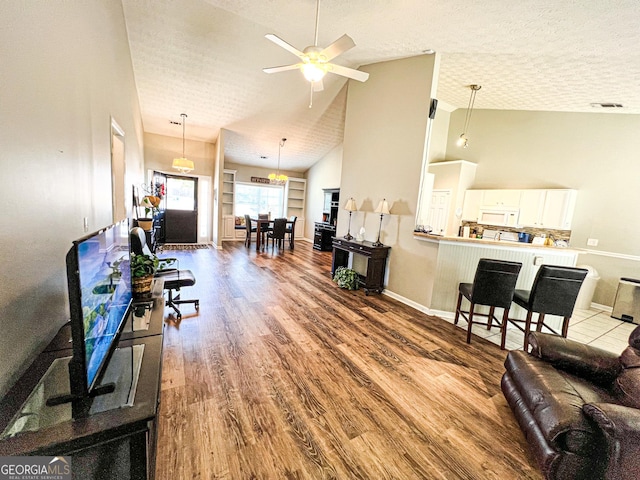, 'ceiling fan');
263,0,369,107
